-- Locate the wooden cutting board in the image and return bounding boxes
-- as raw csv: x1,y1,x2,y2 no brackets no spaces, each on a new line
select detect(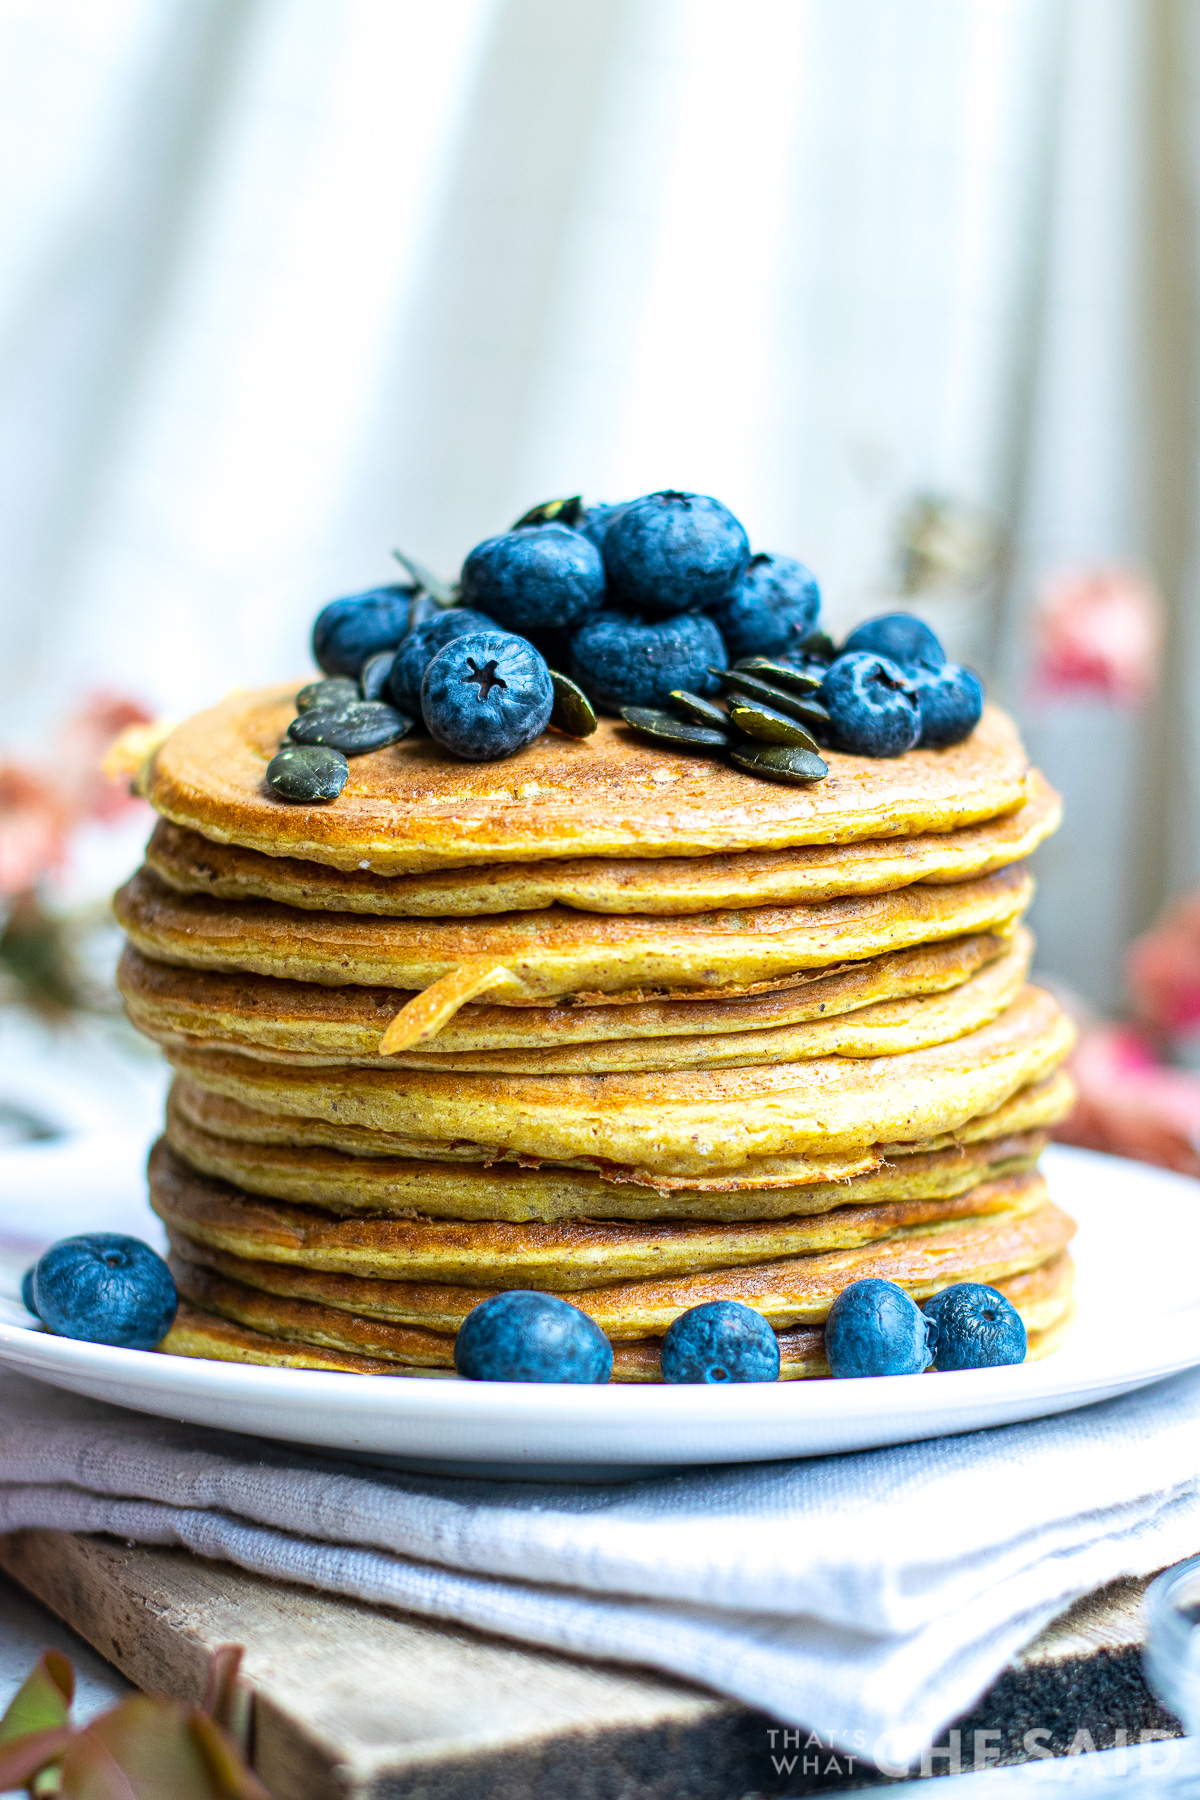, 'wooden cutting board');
0,1530,1183,1798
